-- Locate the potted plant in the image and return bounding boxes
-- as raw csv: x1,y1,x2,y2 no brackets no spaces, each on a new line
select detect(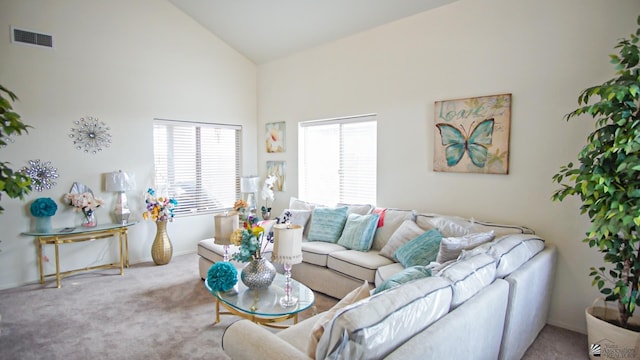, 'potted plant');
0,84,32,214
552,15,640,356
